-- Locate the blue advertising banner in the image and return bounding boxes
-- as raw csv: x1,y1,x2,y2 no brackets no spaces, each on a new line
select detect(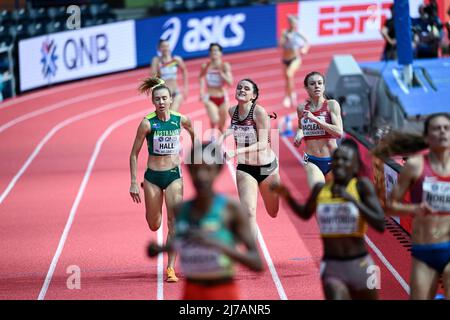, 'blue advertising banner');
135,5,277,66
